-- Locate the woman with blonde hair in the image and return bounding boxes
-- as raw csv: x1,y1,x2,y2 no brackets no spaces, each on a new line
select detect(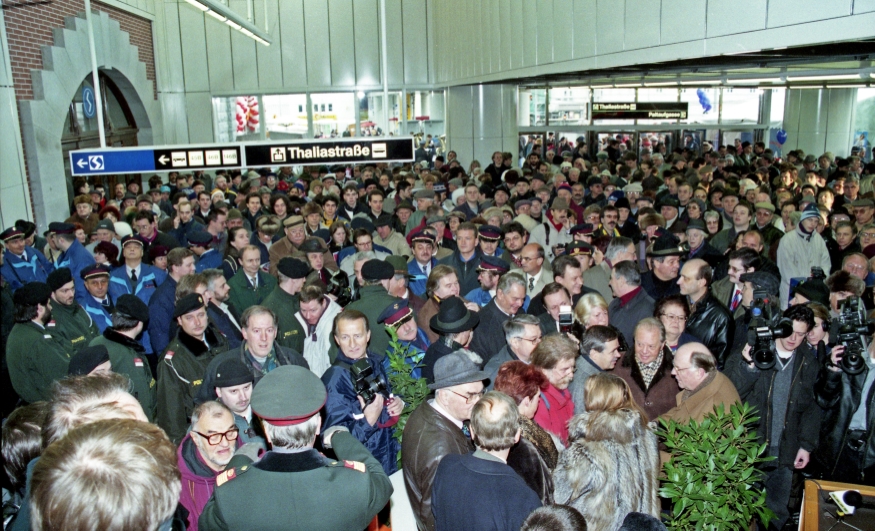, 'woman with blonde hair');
574,293,609,329
553,373,660,531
